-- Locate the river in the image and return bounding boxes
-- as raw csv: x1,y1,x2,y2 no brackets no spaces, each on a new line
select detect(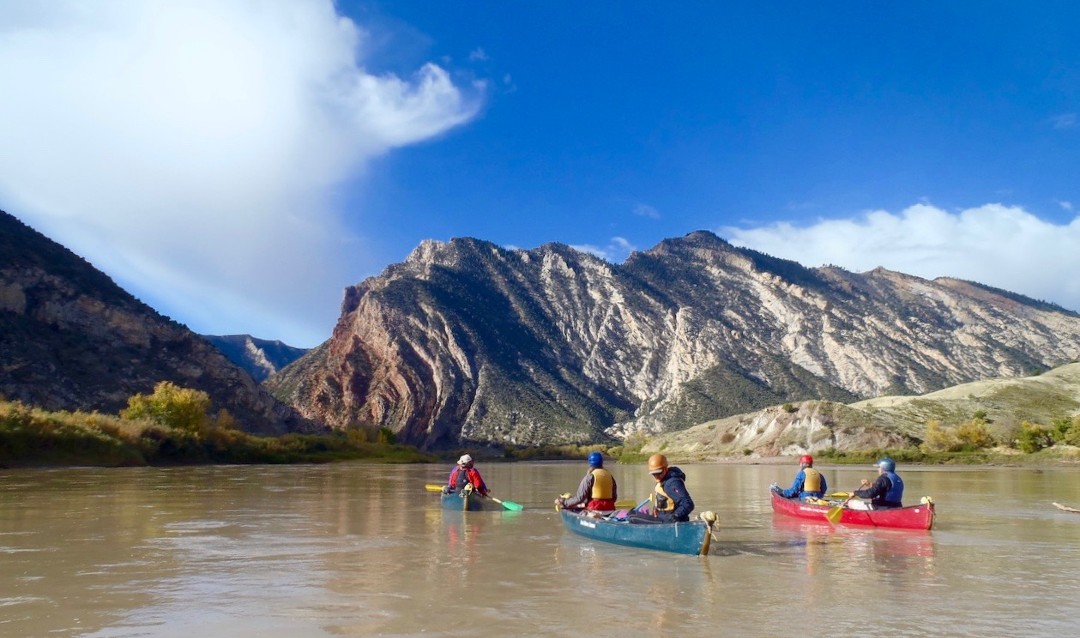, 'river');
2,461,1078,637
